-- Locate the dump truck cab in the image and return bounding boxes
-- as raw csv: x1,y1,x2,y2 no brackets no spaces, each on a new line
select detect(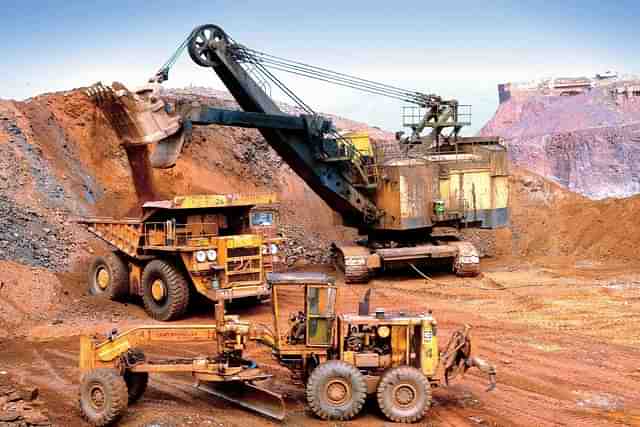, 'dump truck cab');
81,193,278,321
249,203,284,273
